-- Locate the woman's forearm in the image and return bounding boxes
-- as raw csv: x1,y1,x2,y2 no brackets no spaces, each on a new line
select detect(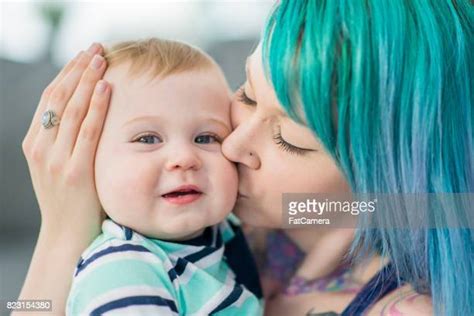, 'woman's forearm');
14,225,94,315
